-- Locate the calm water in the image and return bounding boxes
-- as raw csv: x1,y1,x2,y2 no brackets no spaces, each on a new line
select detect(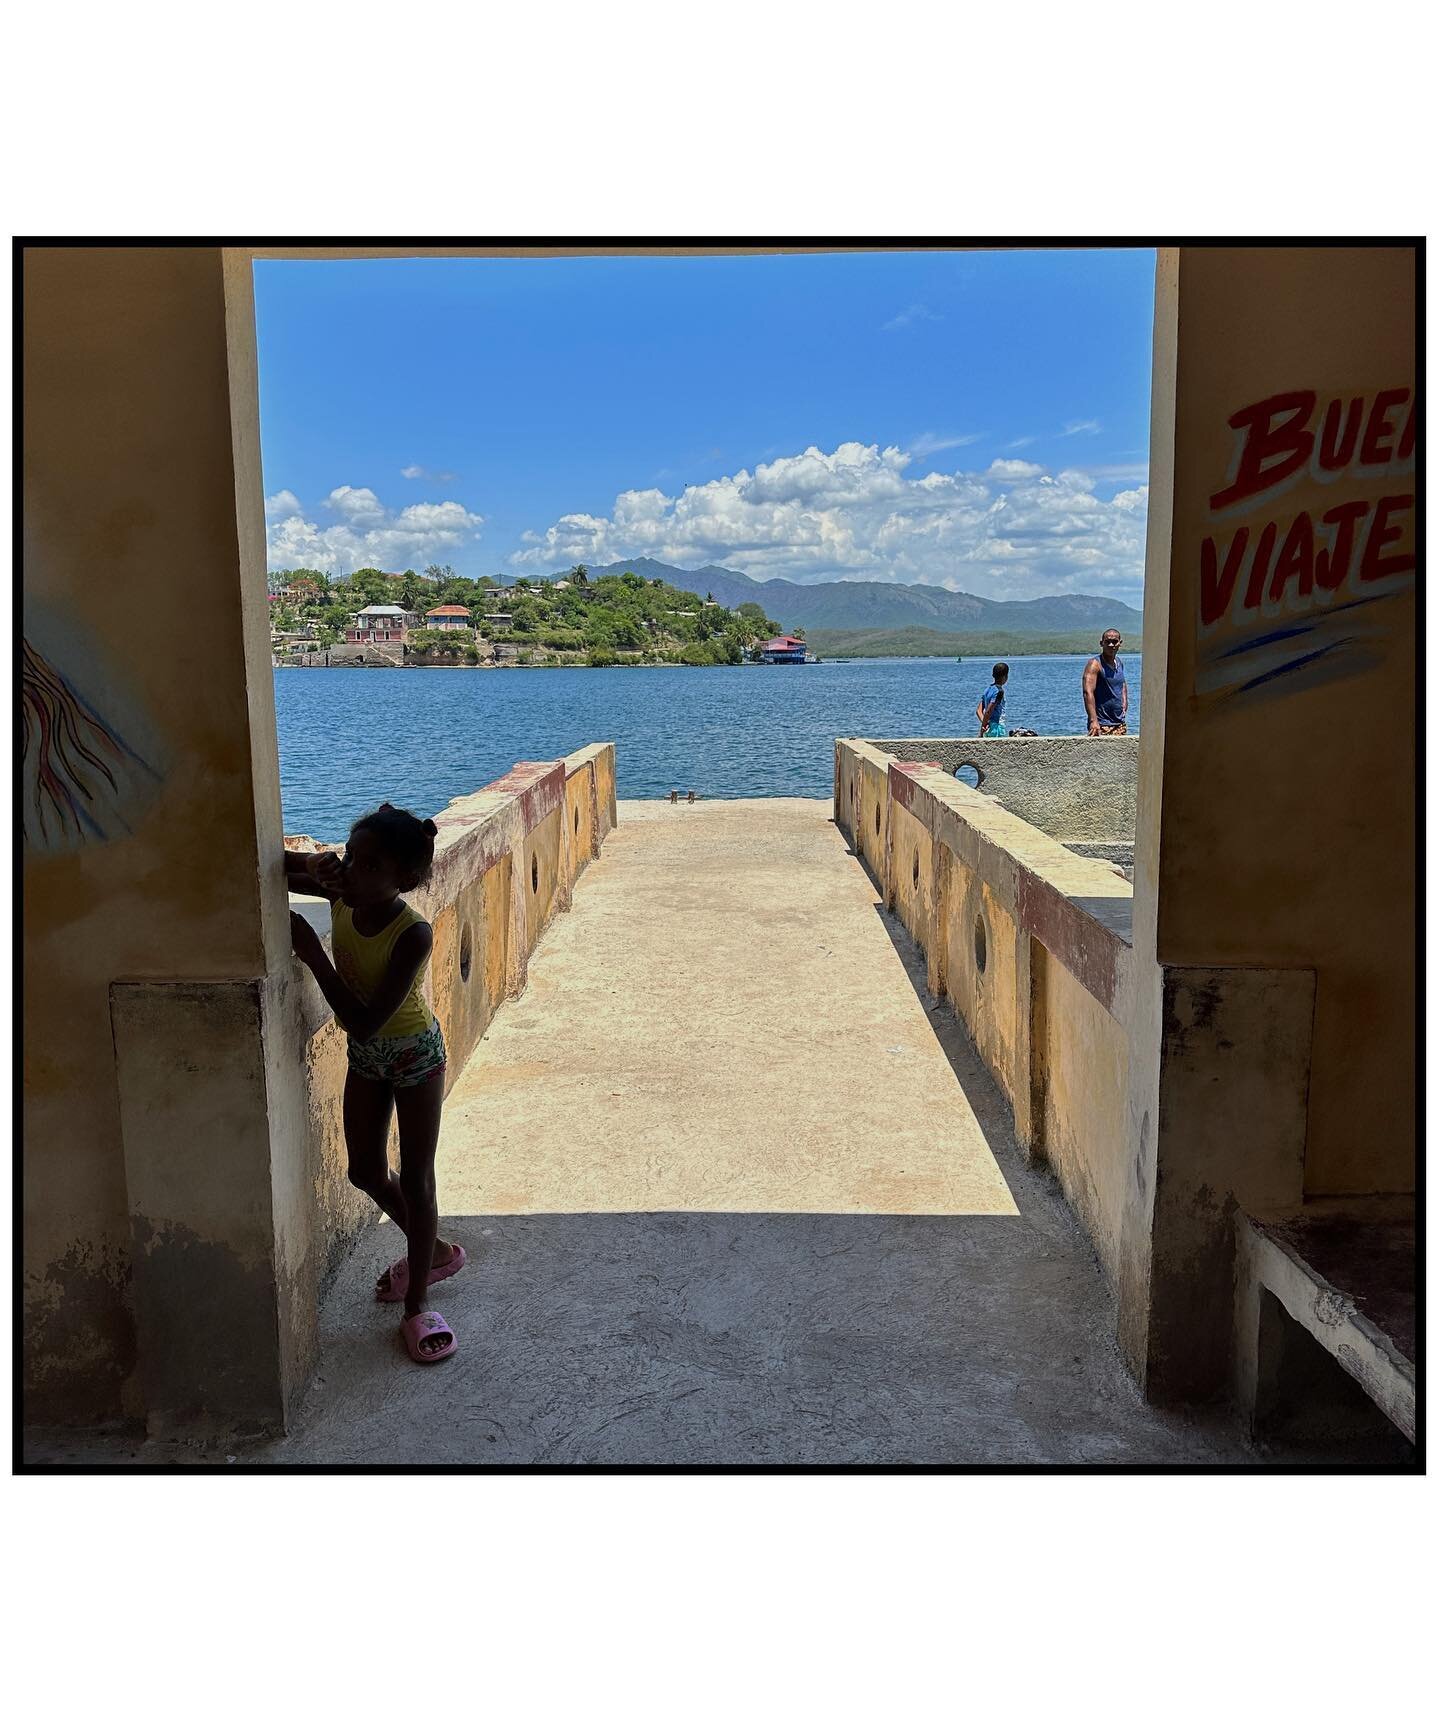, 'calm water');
275,653,1142,841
